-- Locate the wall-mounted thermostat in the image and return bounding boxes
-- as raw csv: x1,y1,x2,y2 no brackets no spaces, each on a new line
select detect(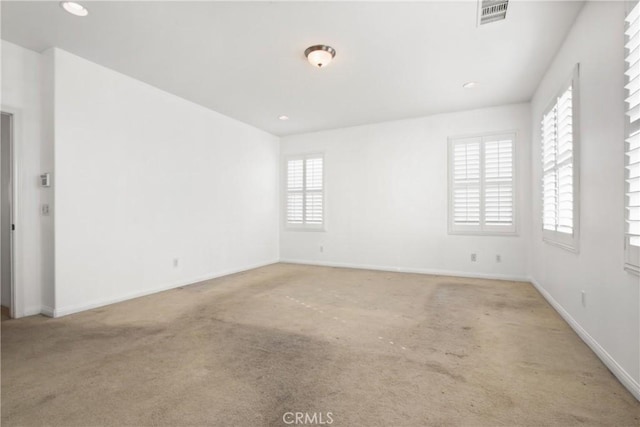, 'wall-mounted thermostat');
40,173,51,187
